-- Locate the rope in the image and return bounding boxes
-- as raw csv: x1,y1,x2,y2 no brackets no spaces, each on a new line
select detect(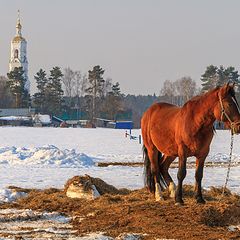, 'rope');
221,132,234,198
